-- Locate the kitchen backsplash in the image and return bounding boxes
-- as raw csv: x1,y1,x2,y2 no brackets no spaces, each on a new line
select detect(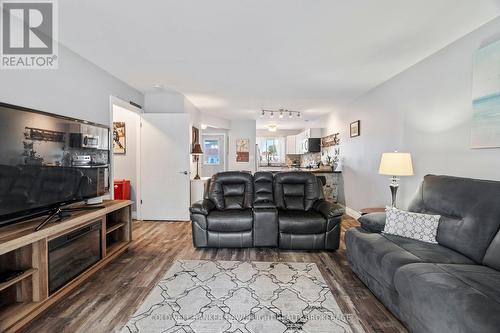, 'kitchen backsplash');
285,154,301,166
286,145,340,167
301,152,321,167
